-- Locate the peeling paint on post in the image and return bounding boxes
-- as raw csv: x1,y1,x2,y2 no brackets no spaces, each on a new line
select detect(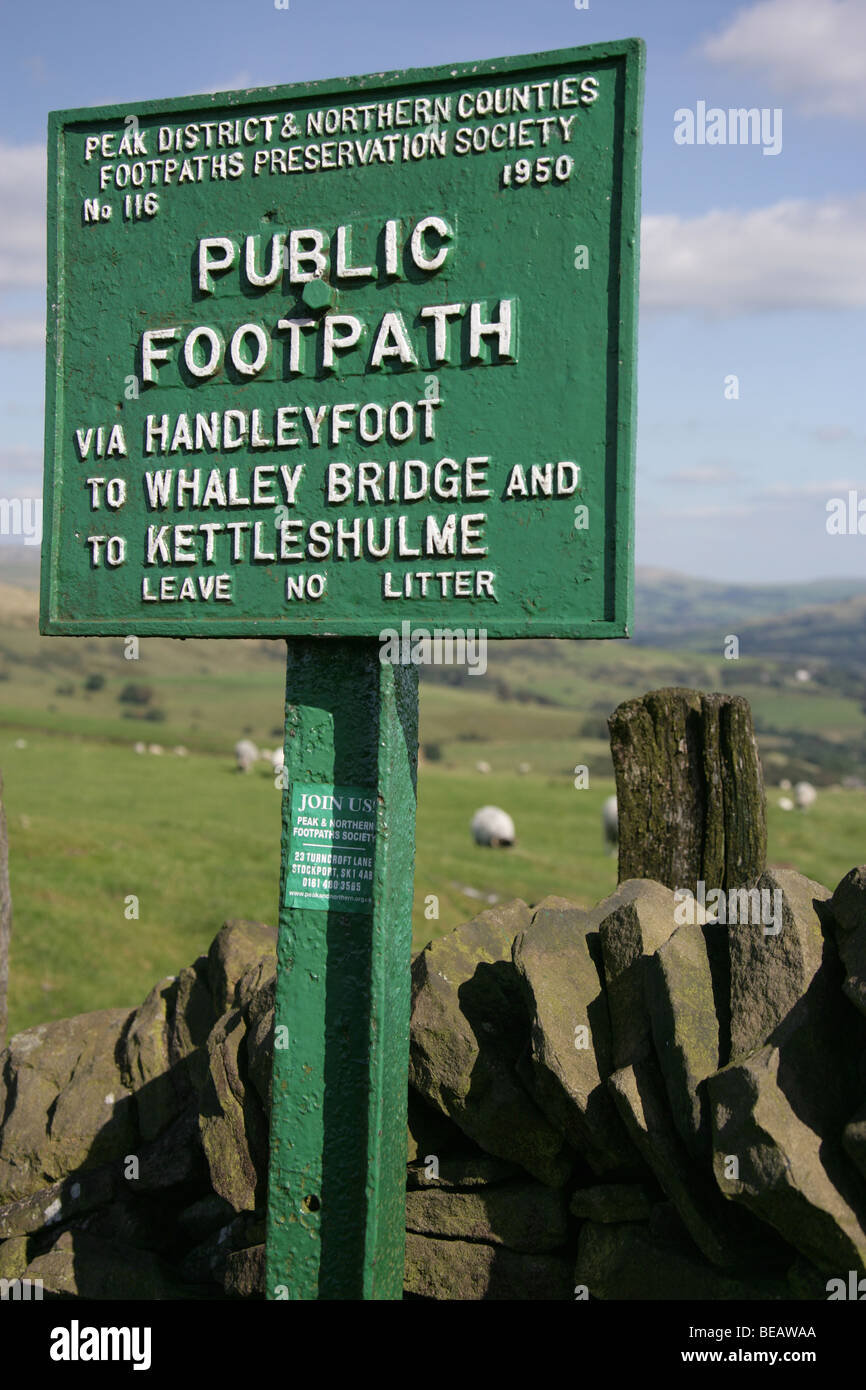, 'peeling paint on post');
268,642,417,1299
40,38,643,1299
